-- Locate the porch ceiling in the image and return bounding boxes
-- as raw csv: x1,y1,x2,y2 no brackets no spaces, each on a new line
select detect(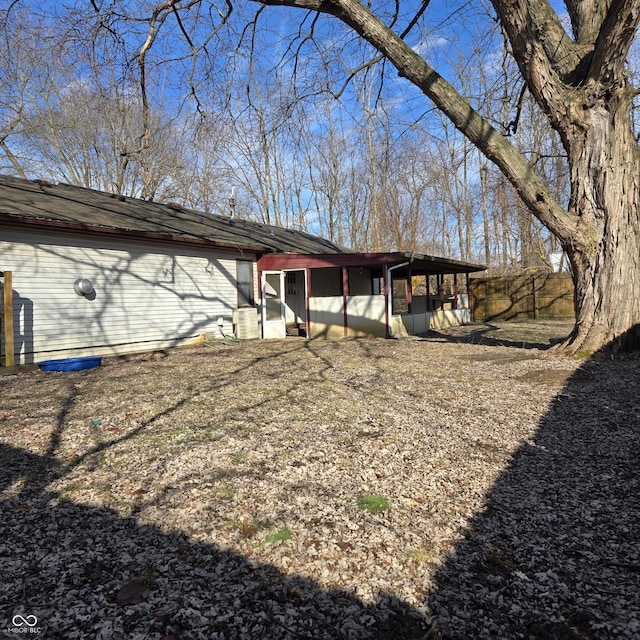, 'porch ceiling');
258,252,486,275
